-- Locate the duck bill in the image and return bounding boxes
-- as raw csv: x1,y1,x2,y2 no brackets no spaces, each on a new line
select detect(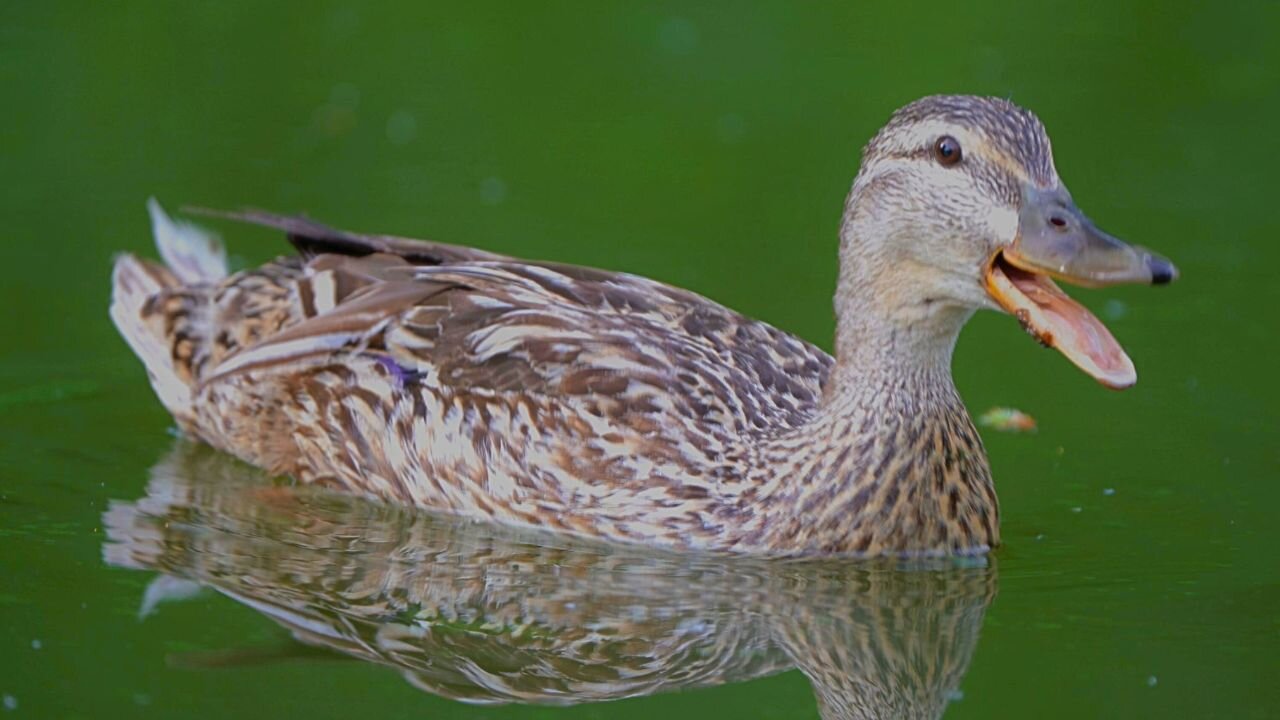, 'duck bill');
983,185,1178,390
